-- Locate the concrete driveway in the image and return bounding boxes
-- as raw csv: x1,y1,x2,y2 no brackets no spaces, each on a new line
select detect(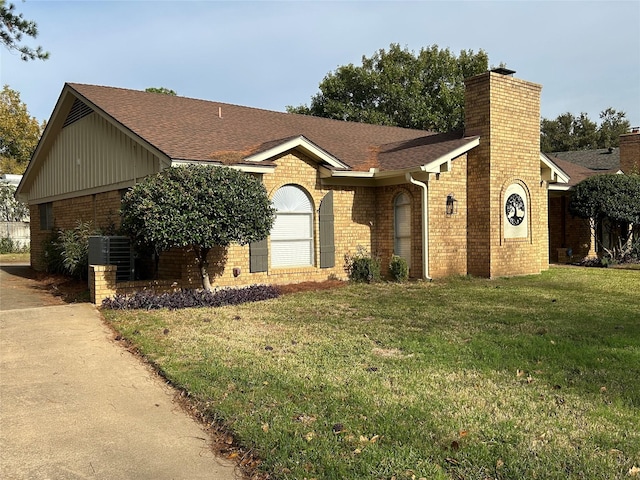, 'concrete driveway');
0,264,239,479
